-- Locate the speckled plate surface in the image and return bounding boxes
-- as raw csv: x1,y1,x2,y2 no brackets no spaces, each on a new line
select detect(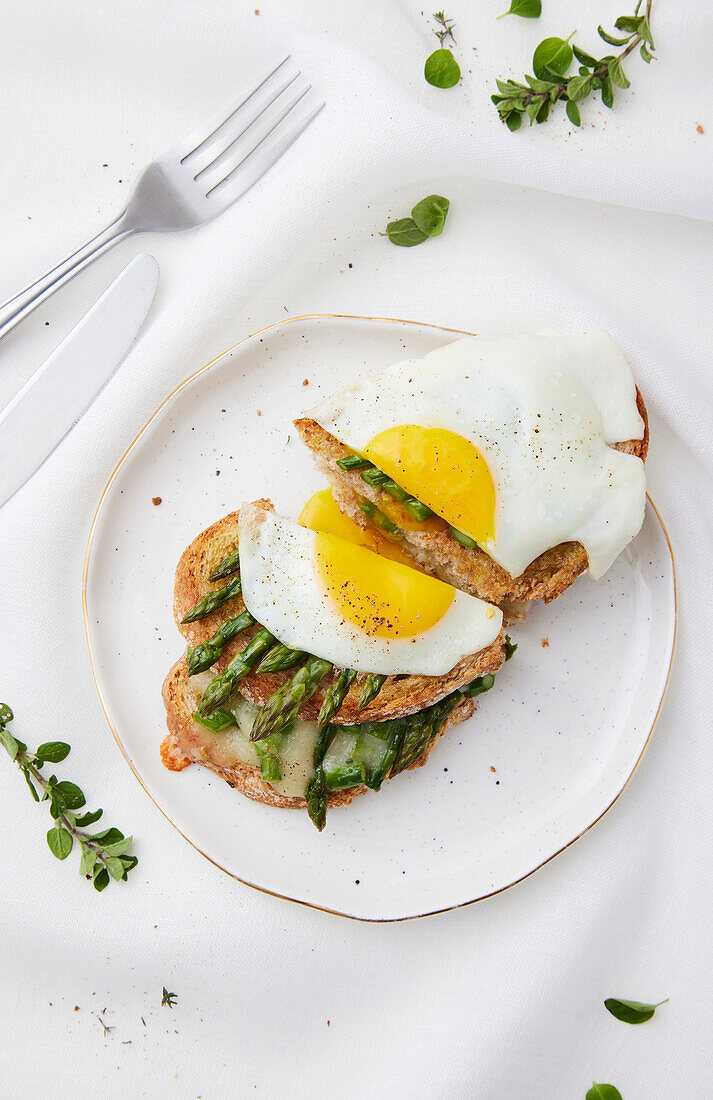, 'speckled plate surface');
83,315,676,921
